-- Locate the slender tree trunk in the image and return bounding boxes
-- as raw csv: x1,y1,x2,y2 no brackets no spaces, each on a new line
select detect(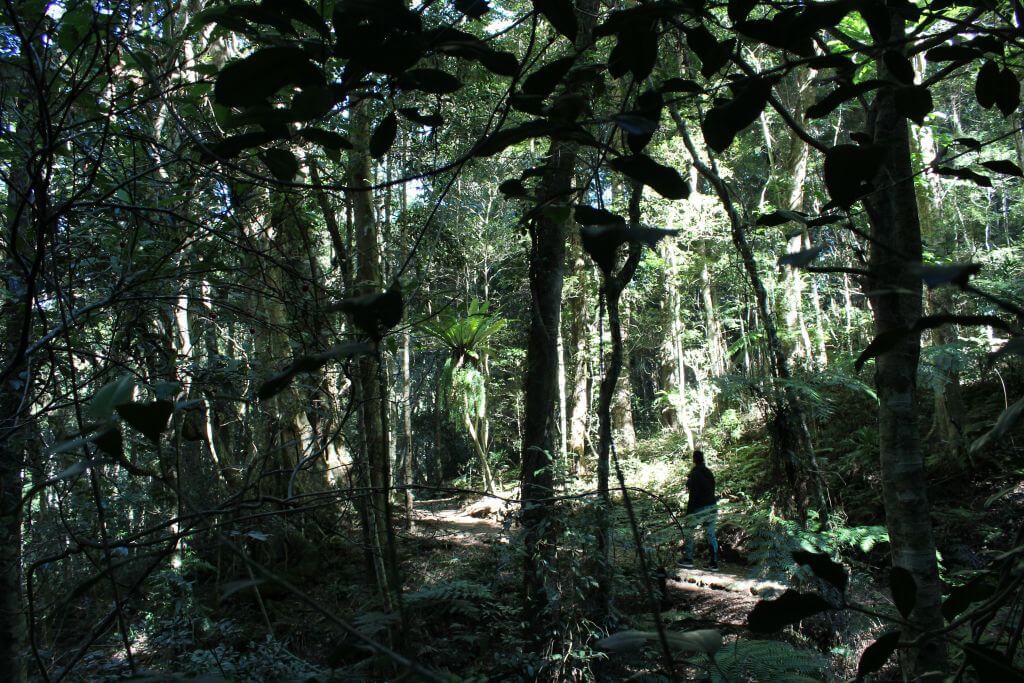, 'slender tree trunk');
347,105,397,611
863,18,947,674
611,298,637,450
